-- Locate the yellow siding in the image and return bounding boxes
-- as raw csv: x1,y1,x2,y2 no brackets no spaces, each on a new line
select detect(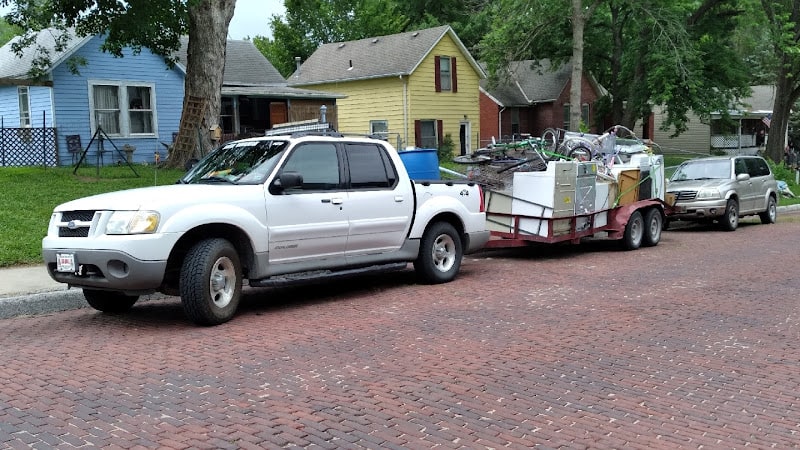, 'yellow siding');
312,33,483,155
408,34,482,154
